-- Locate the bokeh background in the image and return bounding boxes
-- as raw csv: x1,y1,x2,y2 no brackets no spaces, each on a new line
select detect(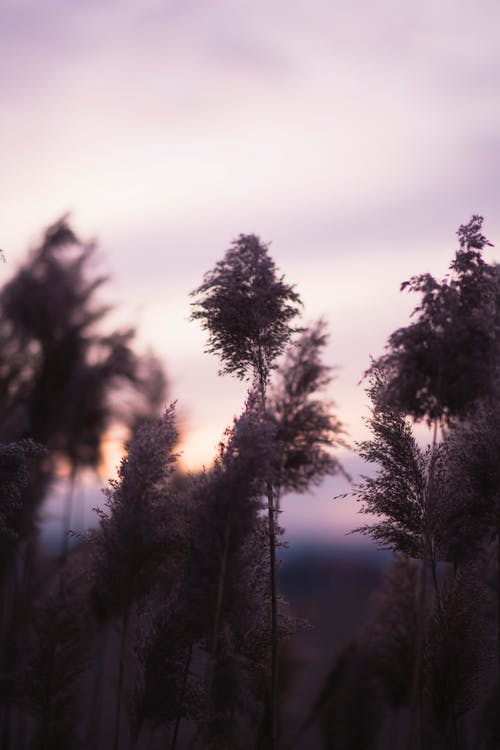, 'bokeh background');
3,0,500,542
